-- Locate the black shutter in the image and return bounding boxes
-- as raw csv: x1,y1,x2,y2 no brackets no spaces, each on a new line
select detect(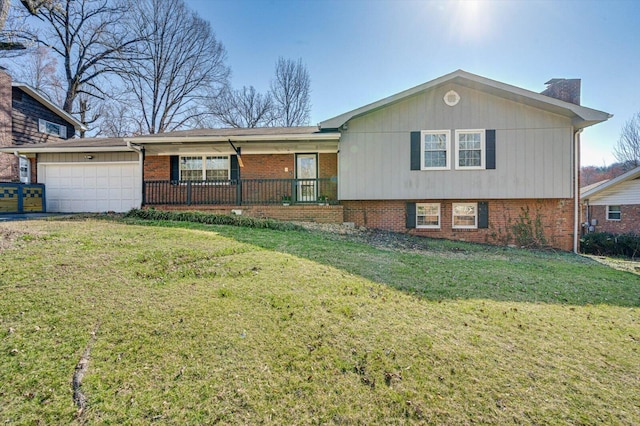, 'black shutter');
230,155,239,181
170,155,179,182
410,131,421,170
478,201,489,229
485,130,496,170
406,202,416,228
